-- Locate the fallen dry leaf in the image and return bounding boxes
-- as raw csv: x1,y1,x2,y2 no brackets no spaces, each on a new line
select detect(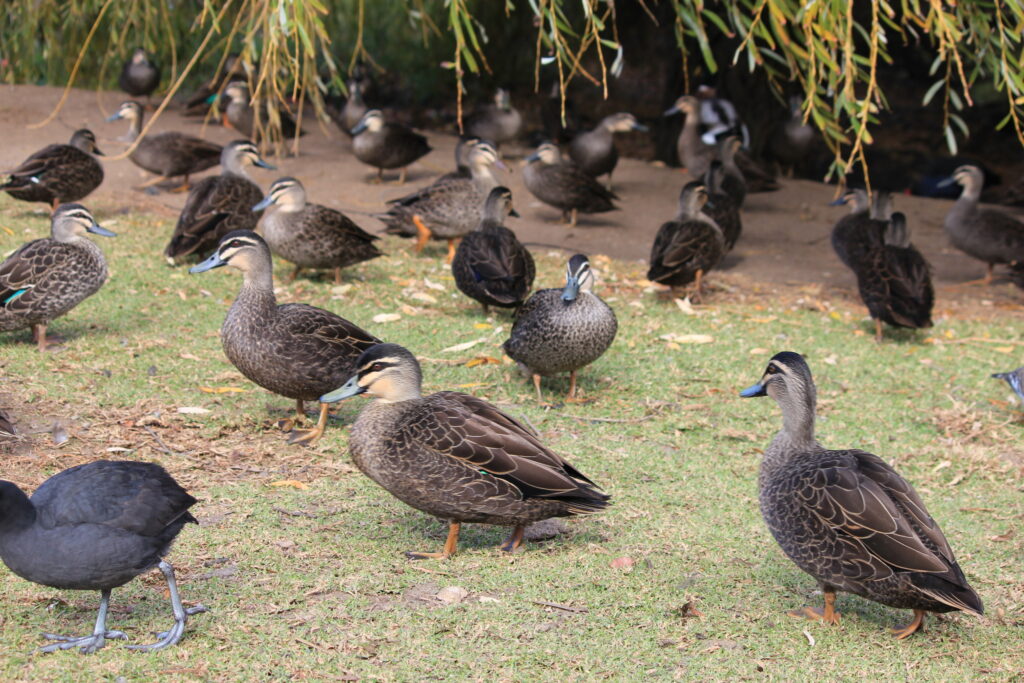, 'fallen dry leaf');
268,480,310,490
610,556,634,570
990,530,1015,542
436,586,468,604
441,338,484,353
177,406,211,415
660,333,714,345
409,292,437,304
465,356,501,368
372,313,402,323
198,386,247,394
179,352,202,361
